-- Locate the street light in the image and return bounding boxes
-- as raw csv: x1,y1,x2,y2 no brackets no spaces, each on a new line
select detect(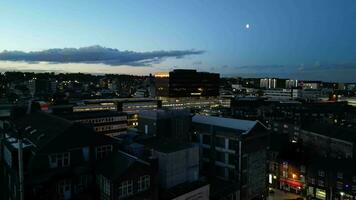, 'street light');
292,173,297,179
